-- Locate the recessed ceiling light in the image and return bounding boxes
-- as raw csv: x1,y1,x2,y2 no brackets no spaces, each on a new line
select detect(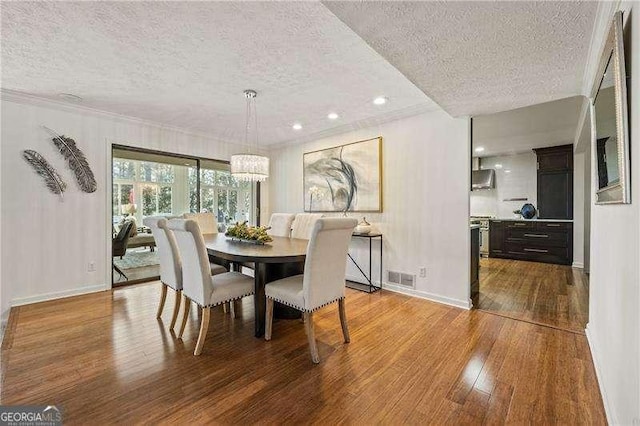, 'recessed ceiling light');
59,93,82,102
495,164,503,169
327,112,339,120
373,96,387,105
292,123,302,130
505,170,511,173
474,147,485,153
